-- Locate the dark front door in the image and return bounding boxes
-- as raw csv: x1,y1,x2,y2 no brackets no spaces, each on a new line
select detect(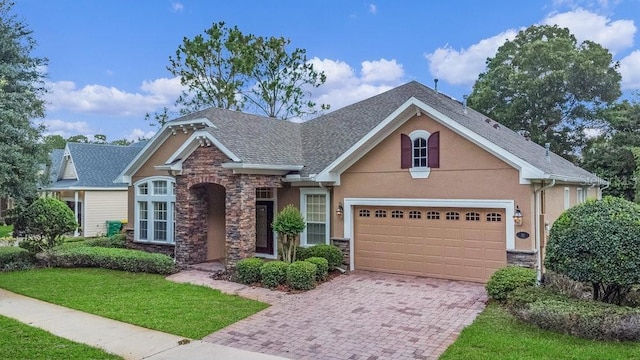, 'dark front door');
255,201,274,254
